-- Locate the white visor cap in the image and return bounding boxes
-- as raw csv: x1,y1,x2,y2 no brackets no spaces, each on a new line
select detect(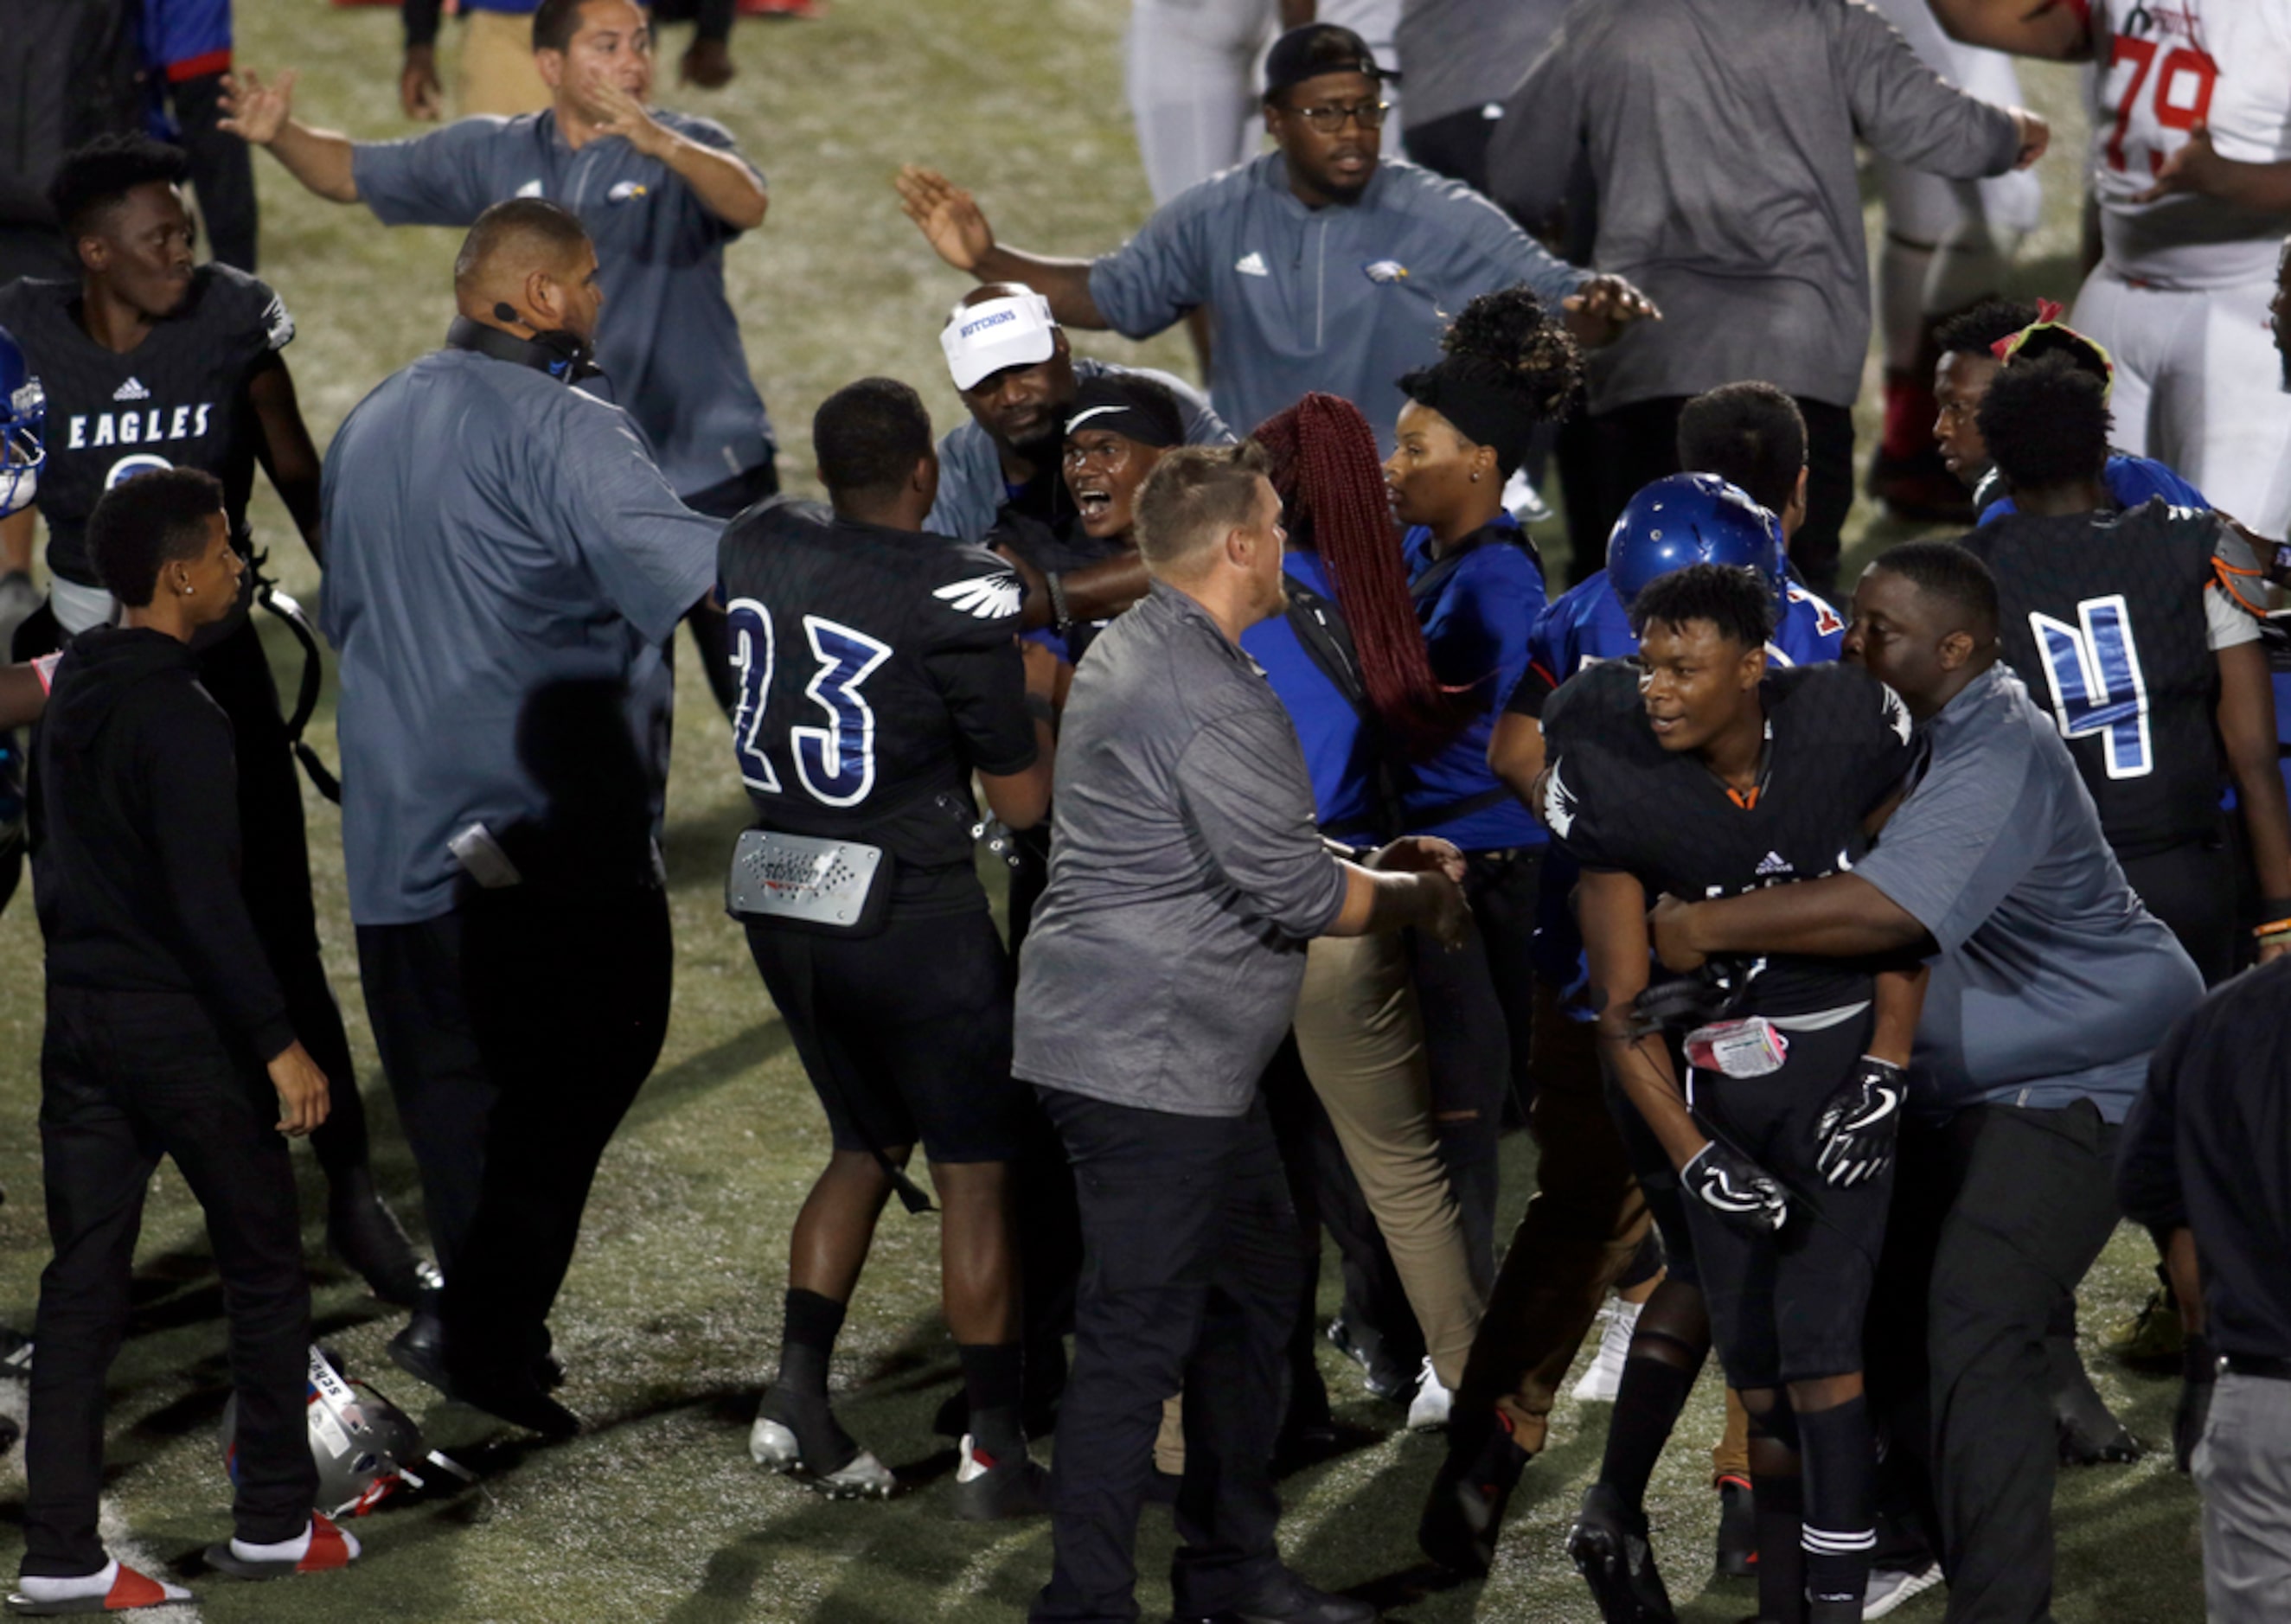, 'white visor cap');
941,291,1059,392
